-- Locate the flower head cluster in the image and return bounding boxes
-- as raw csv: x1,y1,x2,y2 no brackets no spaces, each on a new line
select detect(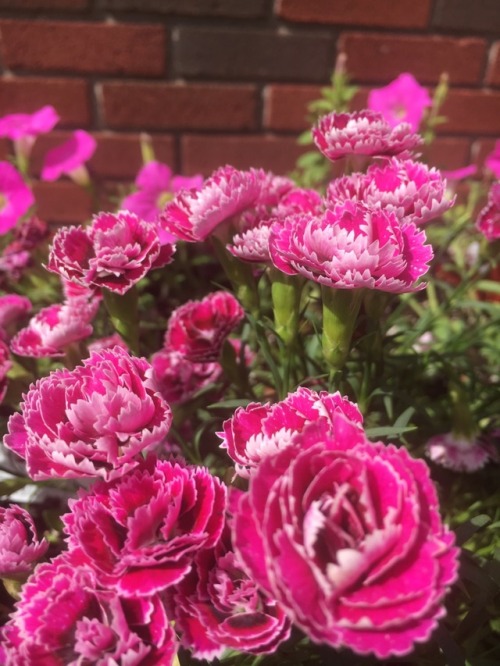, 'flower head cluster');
425,432,494,472
476,181,500,241
0,504,48,578
368,73,431,132
0,162,34,234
